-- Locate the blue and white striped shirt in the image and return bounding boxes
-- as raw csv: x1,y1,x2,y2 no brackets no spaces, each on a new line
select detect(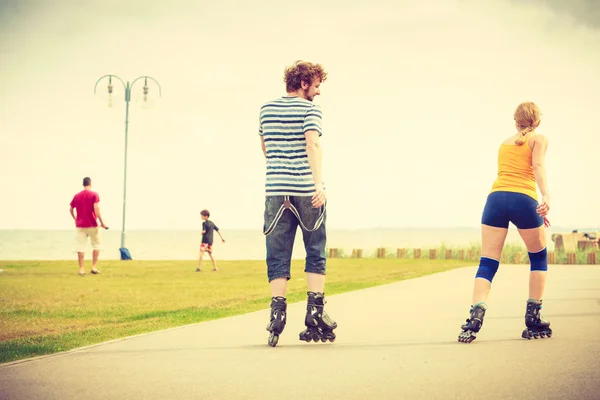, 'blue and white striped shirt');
258,96,323,196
